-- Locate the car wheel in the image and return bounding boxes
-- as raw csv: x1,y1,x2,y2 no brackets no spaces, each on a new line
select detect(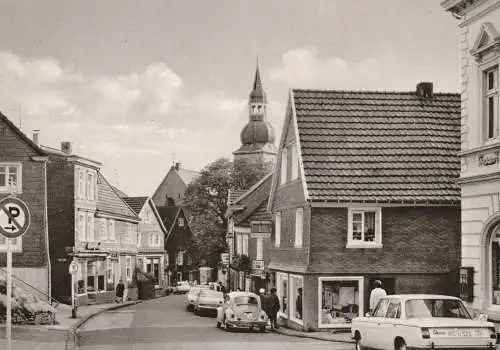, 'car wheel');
216,321,221,328
395,339,407,350
194,307,199,315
